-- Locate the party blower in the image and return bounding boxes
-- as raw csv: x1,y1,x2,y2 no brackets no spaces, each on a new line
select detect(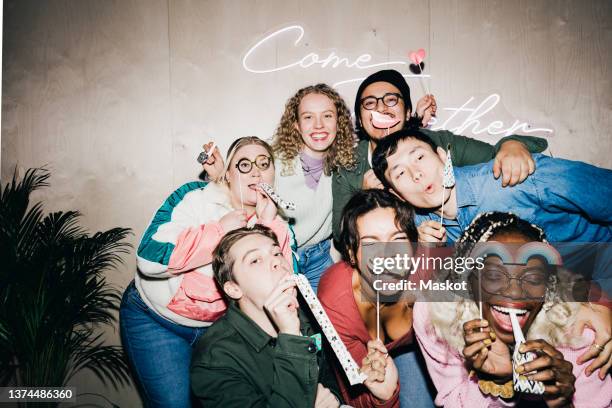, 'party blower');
293,274,367,386
257,182,296,211
509,311,545,395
